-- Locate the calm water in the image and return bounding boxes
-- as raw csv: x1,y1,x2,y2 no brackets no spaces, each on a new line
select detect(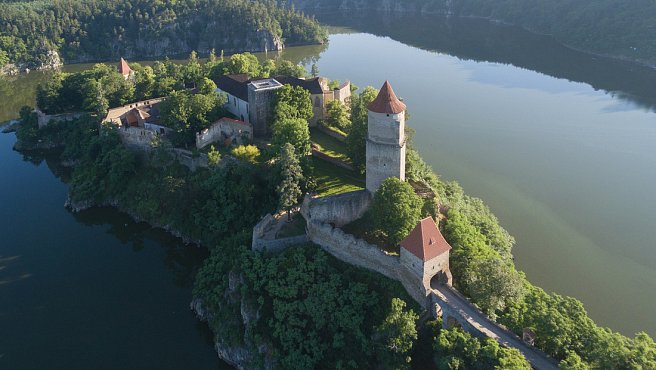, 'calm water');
1,14,655,347
0,134,226,367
